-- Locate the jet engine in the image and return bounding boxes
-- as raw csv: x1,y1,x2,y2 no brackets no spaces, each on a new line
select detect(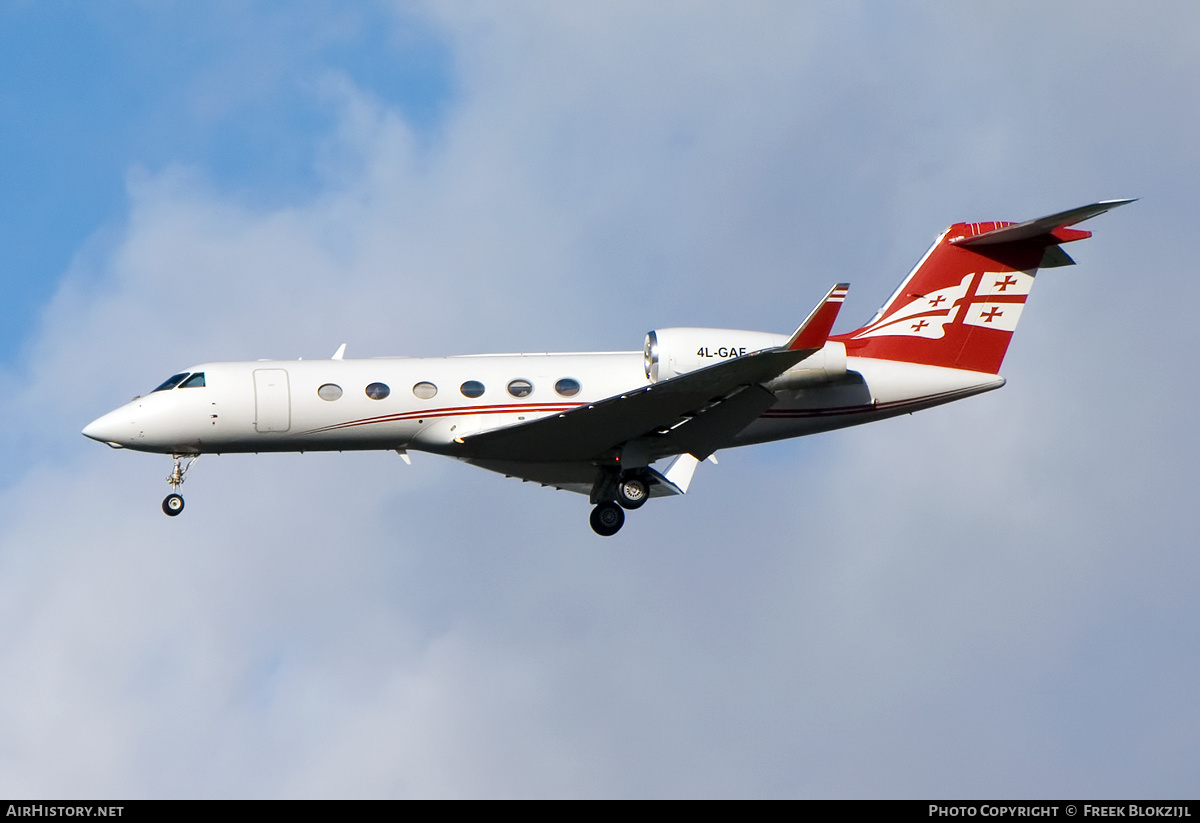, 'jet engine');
643,327,846,388
766,340,847,390
643,328,785,382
